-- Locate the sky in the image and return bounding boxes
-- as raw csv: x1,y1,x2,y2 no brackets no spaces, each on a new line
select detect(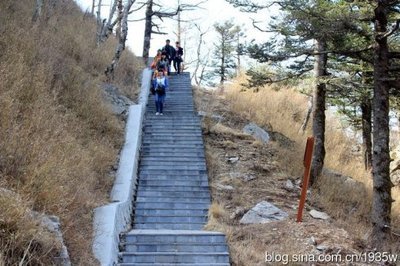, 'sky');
74,0,274,61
